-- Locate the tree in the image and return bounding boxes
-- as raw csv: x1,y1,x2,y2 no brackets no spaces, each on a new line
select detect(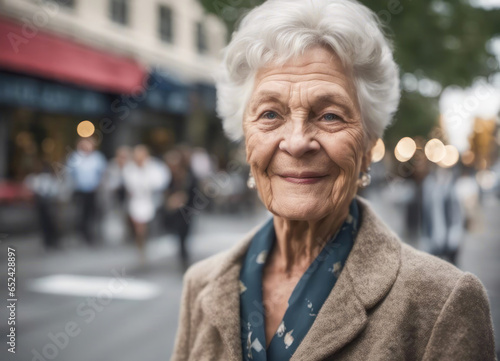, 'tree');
199,0,500,147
